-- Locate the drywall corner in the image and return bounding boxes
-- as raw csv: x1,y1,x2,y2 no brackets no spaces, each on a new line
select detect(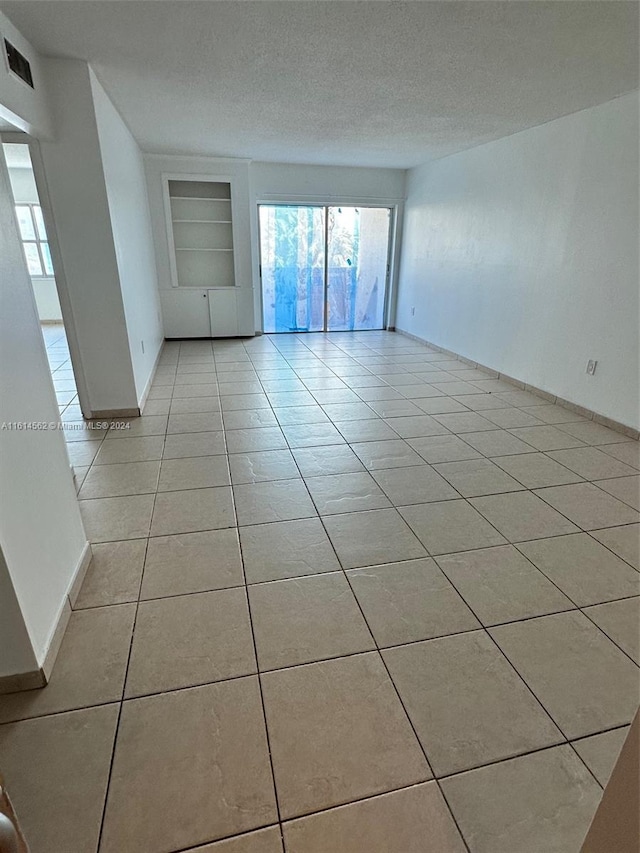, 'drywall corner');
90,68,164,404
39,58,139,414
